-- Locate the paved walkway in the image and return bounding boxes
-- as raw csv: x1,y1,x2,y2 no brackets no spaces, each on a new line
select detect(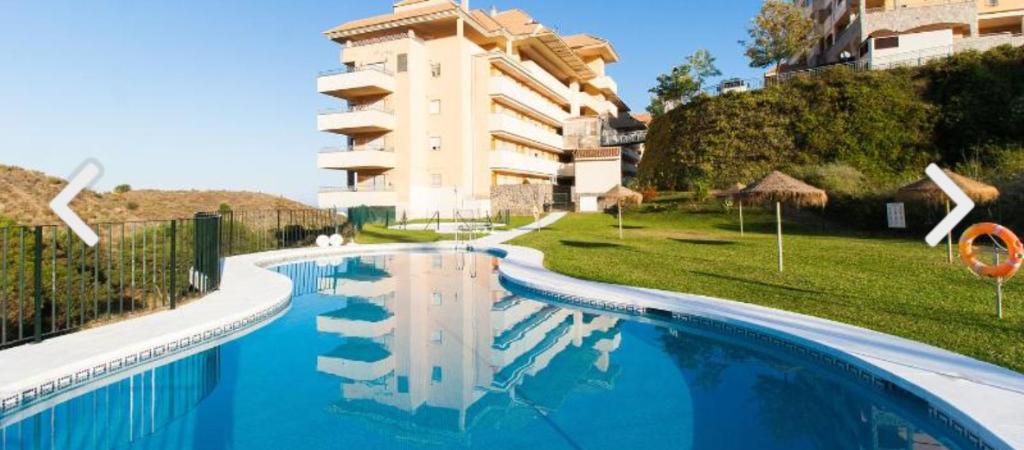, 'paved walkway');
471,212,565,247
